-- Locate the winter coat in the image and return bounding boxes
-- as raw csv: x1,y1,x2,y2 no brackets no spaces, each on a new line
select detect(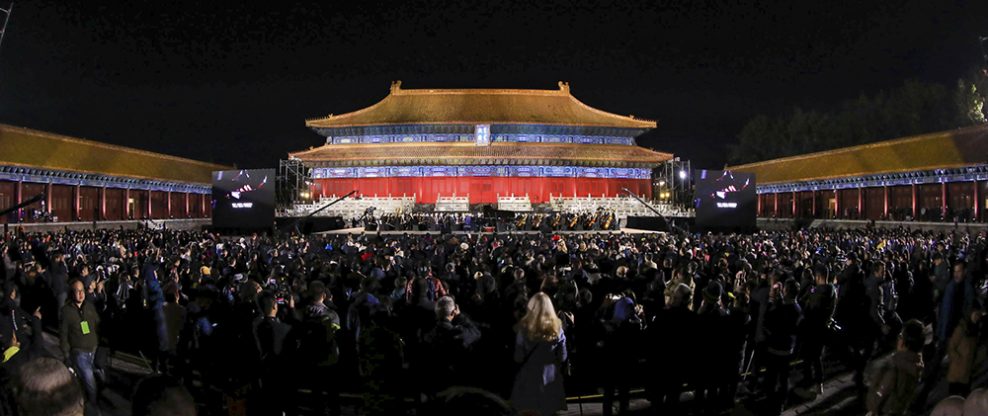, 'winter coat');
947,319,985,385
764,301,802,356
510,329,567,416
866,350,923,416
